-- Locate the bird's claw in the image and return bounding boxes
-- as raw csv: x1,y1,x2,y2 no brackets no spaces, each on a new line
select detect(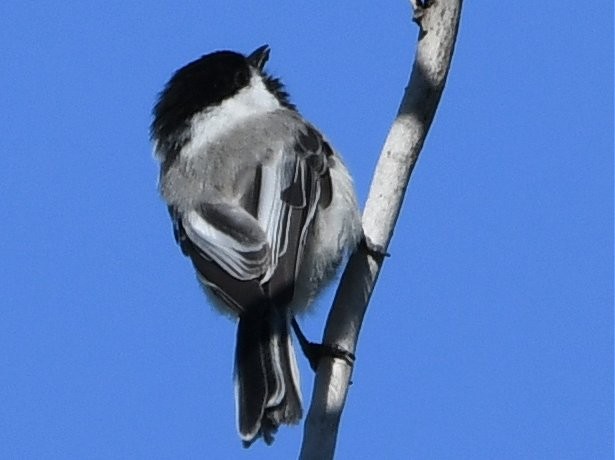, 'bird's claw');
291,318,356,372
361,235,390,259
